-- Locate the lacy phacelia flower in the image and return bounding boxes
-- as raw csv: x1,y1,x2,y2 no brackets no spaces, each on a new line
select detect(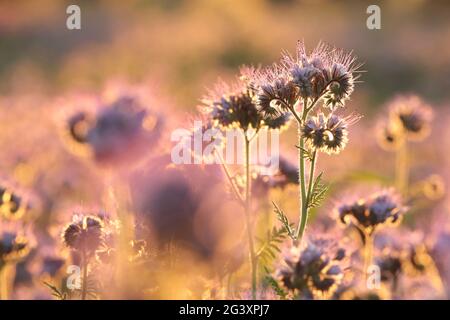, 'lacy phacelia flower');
62,215,105,255
422,175,445,200
87,96,163,166
388,95,433,141
337,190,406,235
250,64,299,120
376,121,403,151
0,223,31,265
302,113,357,154
0,185,29,220
282,41,362,109
376,230,435,278
201,67,291,132
67,111,92,145
63,93,163,168
251,156,299,197
274,237,346,299
376,249,403,283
